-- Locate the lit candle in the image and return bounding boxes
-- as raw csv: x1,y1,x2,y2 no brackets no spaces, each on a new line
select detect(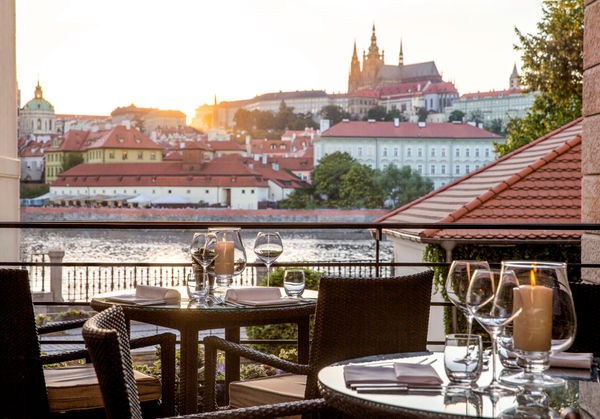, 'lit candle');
513,269,553,352
214,238,234,275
